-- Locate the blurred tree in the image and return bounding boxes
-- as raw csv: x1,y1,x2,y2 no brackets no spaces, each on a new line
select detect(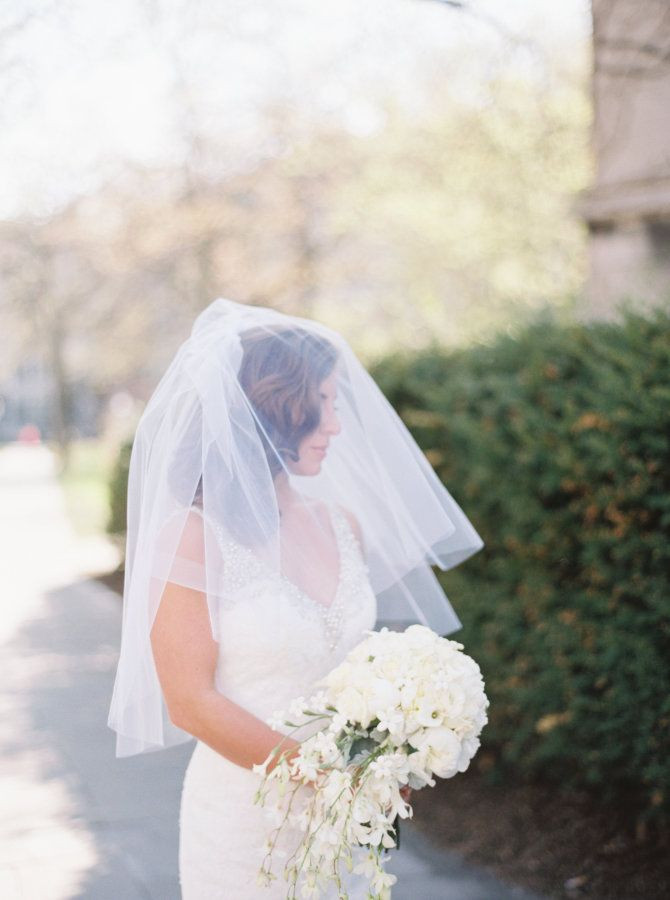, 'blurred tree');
317,50,591,352
0,210,104,467
0,16,590,446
